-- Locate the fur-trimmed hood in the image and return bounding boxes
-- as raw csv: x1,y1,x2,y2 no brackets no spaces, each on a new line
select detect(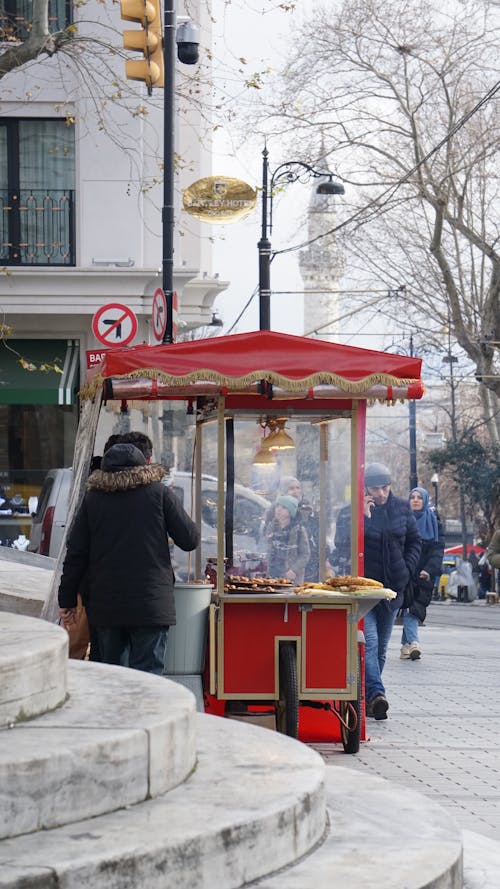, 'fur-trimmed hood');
87,463,168,493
